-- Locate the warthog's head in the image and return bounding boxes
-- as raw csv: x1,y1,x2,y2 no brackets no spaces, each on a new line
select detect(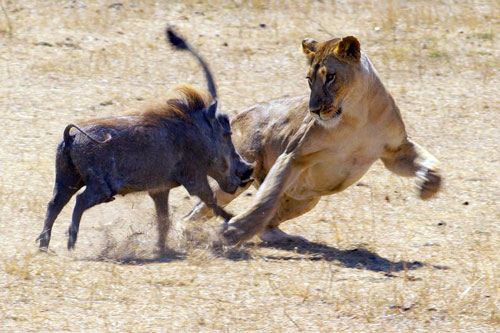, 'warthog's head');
202,100,254,194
